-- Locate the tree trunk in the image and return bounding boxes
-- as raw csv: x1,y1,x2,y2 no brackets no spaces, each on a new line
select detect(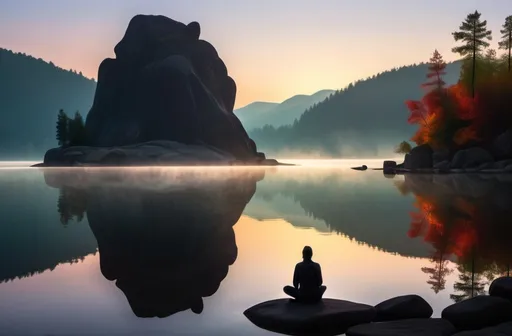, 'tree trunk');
472,25,476,98
508,31,511,73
